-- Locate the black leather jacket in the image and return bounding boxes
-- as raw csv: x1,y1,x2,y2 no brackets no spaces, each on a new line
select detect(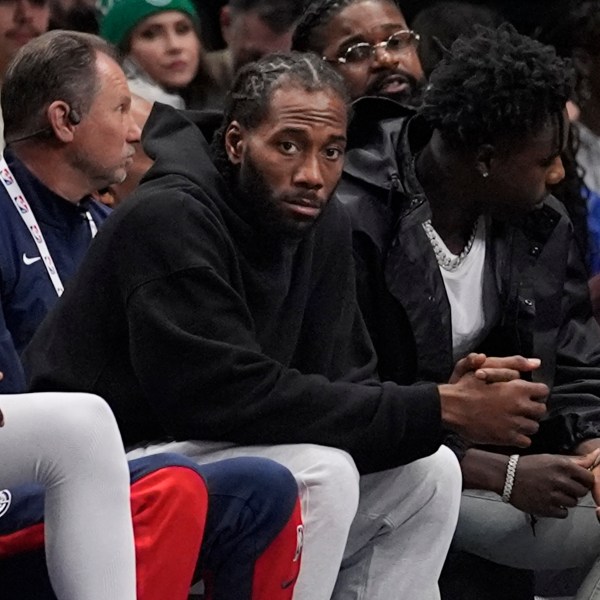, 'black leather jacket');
337,97,600,457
